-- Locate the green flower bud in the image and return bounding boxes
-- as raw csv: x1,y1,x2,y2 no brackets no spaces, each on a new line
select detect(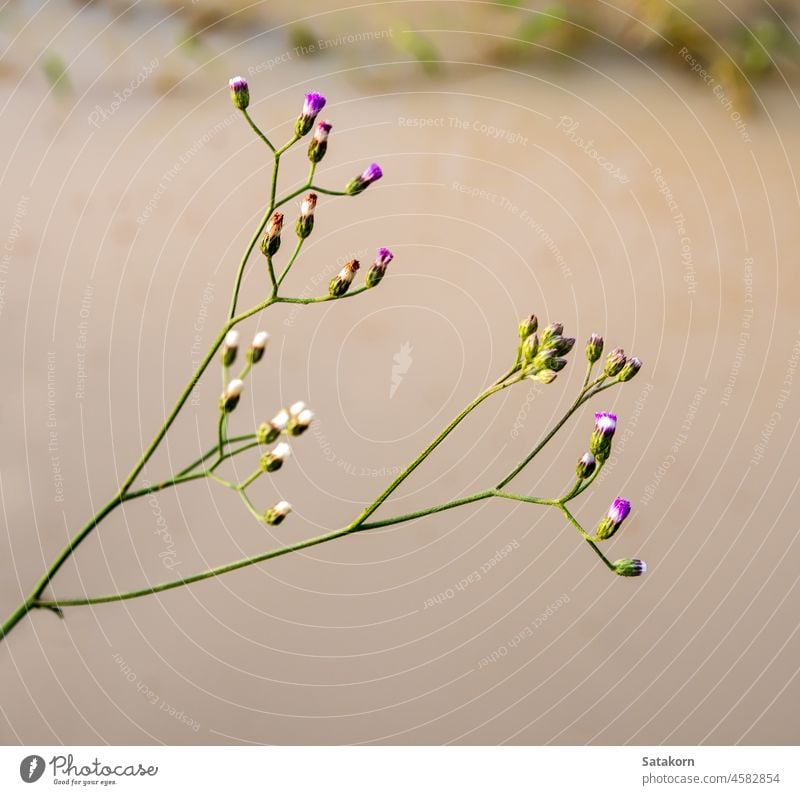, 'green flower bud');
521,333,539,363
329,260,359,297
263,500,292,525
260,212,283,258
518,314,538,340
617,356,642,382
220,330,239,367
613,558,647,577
220,379,244,413
586,333,603,363
260,442,291,472
604,347,626,377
